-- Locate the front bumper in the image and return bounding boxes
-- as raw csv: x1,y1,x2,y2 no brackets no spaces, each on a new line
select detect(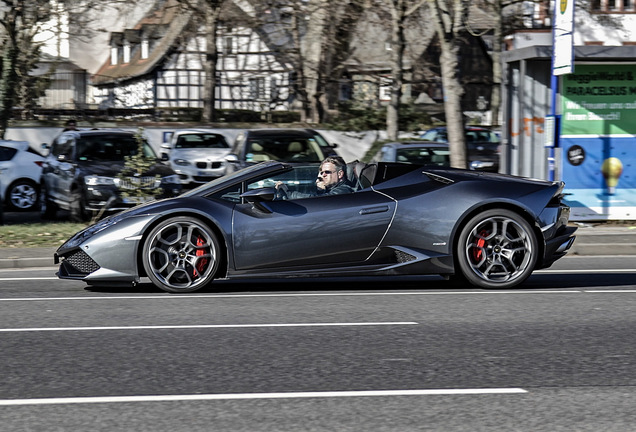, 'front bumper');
174,163,226,185
55,213,155,286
